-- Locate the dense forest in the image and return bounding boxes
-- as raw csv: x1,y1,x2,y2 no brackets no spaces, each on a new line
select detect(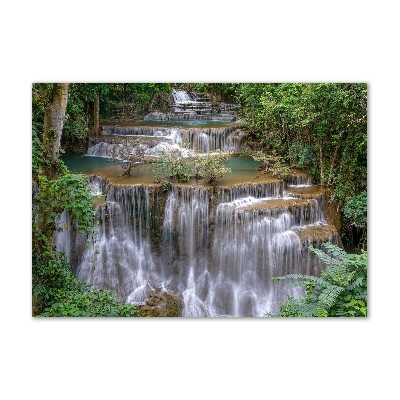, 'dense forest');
32,83,367,317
